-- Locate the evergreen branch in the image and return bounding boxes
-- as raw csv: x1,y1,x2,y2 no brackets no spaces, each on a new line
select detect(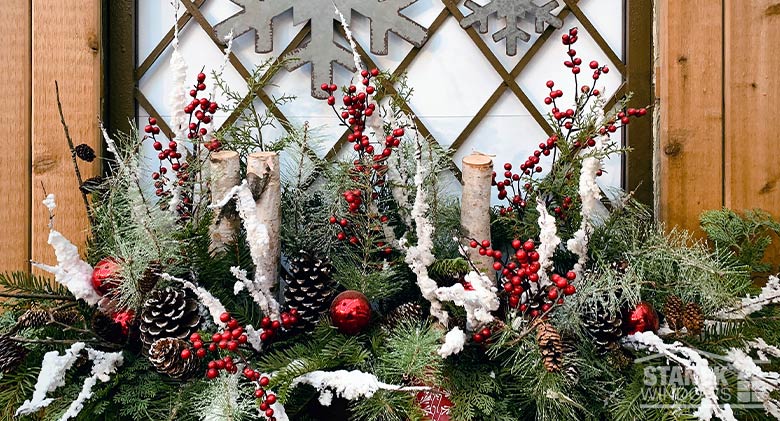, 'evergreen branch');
0,292,75,301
